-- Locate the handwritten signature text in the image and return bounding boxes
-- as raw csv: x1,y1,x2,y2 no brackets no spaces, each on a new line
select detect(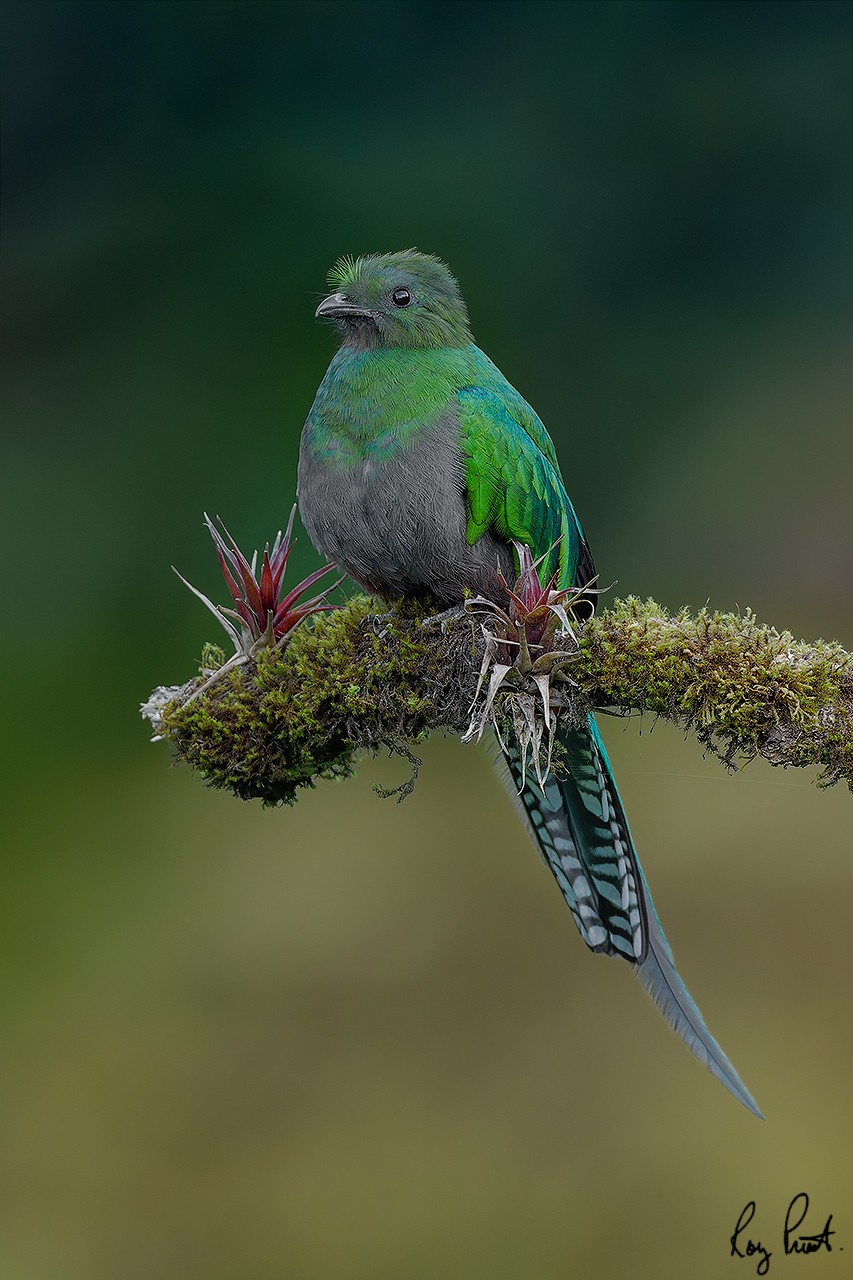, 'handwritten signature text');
730,1193,837,1275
